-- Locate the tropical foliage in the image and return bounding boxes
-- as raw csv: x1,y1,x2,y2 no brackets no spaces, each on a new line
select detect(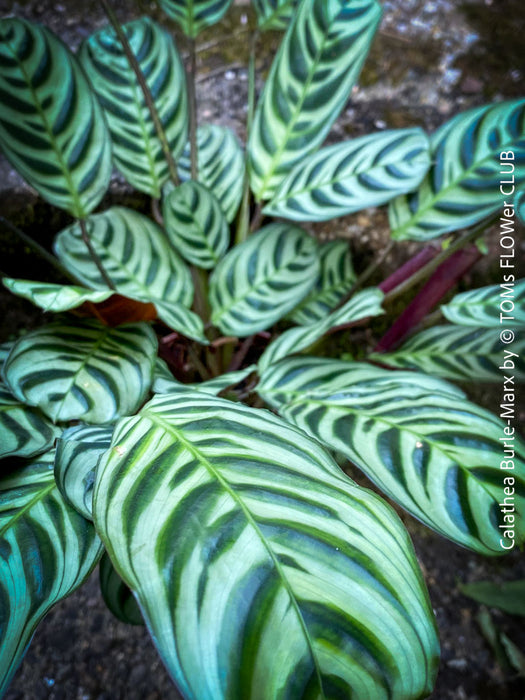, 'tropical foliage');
0,1,524,699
